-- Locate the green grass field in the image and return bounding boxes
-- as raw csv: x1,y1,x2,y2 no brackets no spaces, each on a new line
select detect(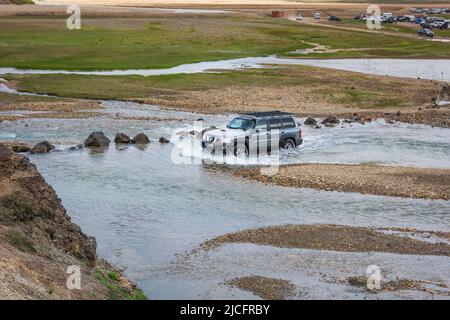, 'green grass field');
0,15,449,71
5,65,437,110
